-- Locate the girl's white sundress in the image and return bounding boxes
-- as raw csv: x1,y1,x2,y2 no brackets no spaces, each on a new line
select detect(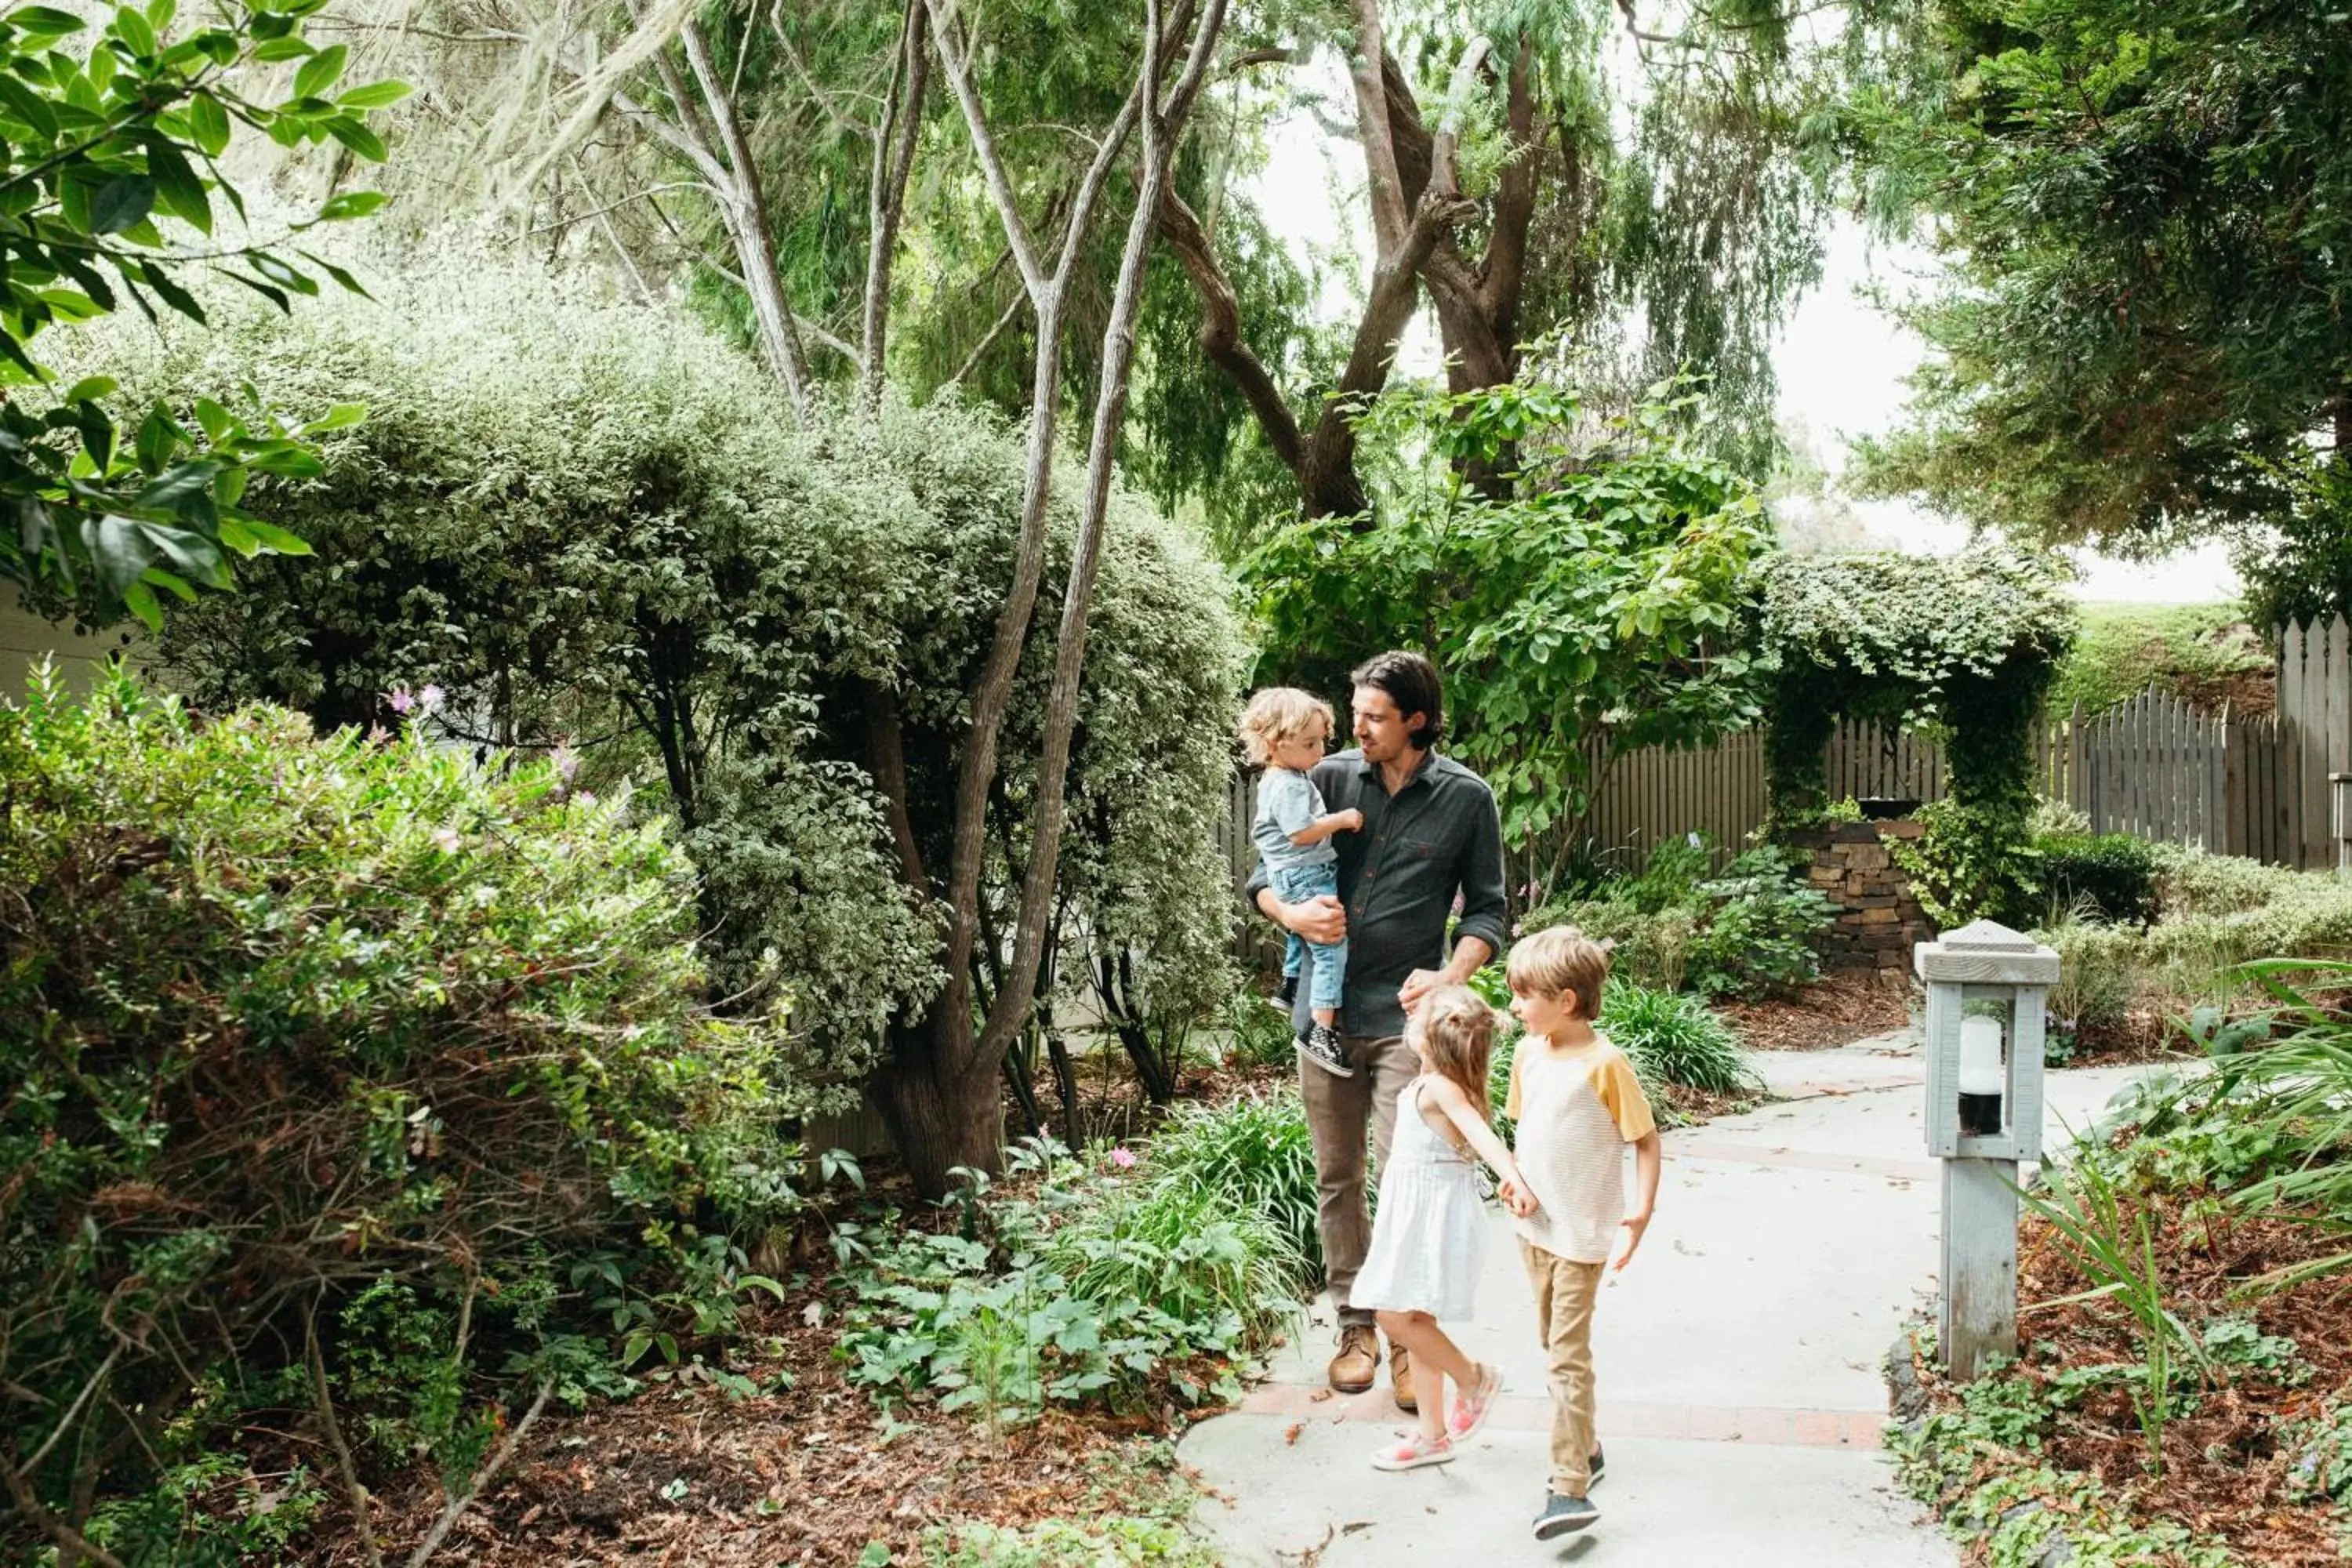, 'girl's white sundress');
1350,1076,1486,1321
